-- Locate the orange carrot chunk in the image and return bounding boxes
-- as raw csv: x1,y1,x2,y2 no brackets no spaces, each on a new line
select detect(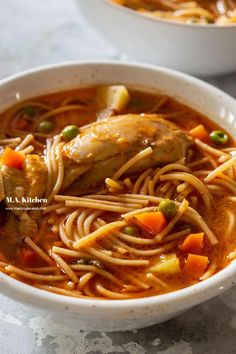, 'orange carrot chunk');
189,124,209,142
180,232,204,254
135,211,167,233
1,147,24,169
183,254,209,278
